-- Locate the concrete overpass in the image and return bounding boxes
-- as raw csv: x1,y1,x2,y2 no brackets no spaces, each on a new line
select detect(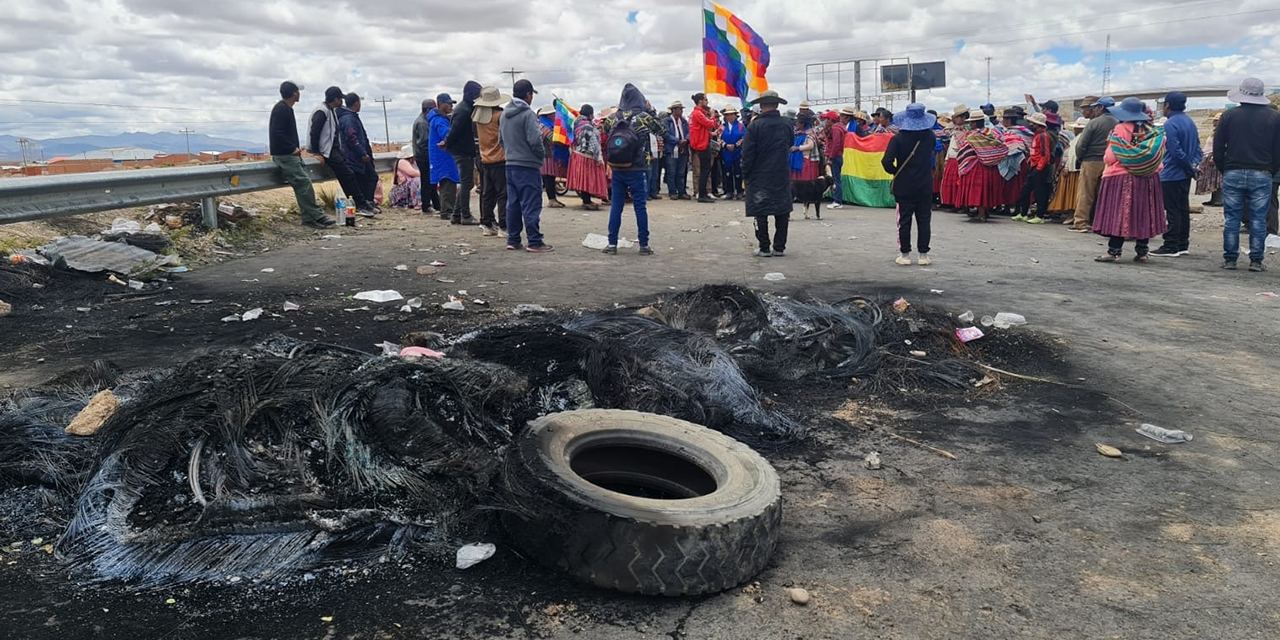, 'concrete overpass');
1051,86,1236,115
